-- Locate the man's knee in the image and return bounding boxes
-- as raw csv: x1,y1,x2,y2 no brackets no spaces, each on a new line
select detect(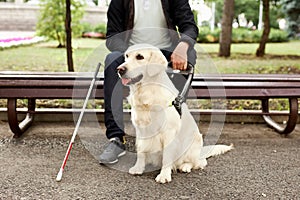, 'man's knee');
105,52,124,68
